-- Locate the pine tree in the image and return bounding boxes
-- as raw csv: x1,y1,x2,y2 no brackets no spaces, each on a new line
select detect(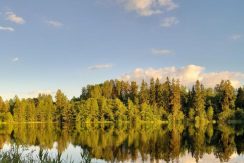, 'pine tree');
191,80,206,119
102,80,113,99
139,80,149,104
215,80,236,121
149,78,156,105
236,87,244,109
155,78,161,106
55,90,70,123
114,80,122,99
207,106,214,121
25,99,36,122
169,79,183,121
0,96,5,113
130,81,138,104
13,96,25,122
86,98,99,122
161,78,171,111
113,98,127,121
